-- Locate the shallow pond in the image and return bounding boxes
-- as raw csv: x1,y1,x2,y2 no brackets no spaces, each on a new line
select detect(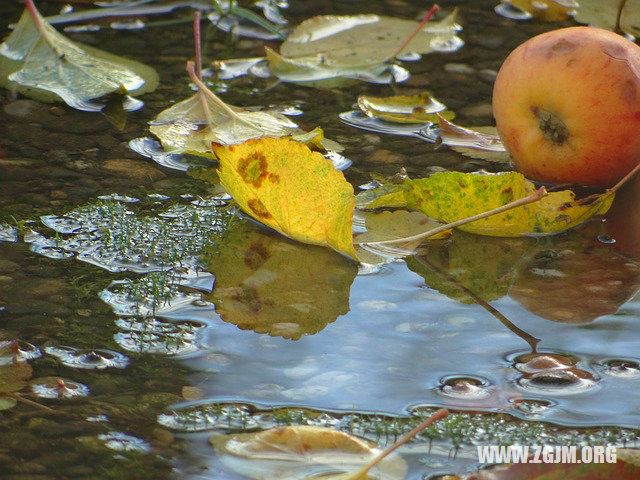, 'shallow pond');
1,1,639,479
